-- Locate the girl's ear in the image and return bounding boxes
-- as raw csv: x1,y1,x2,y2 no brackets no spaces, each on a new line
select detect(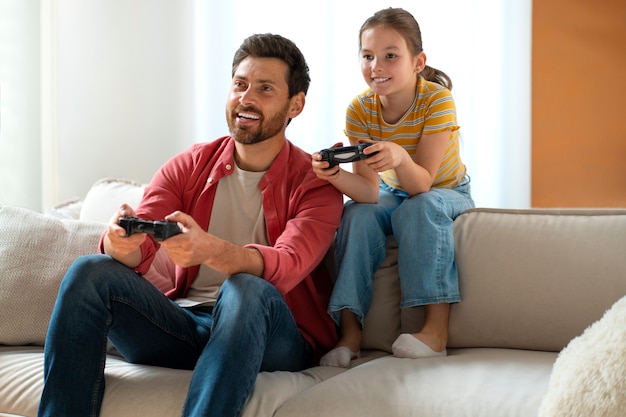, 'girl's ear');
415,51,427,73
